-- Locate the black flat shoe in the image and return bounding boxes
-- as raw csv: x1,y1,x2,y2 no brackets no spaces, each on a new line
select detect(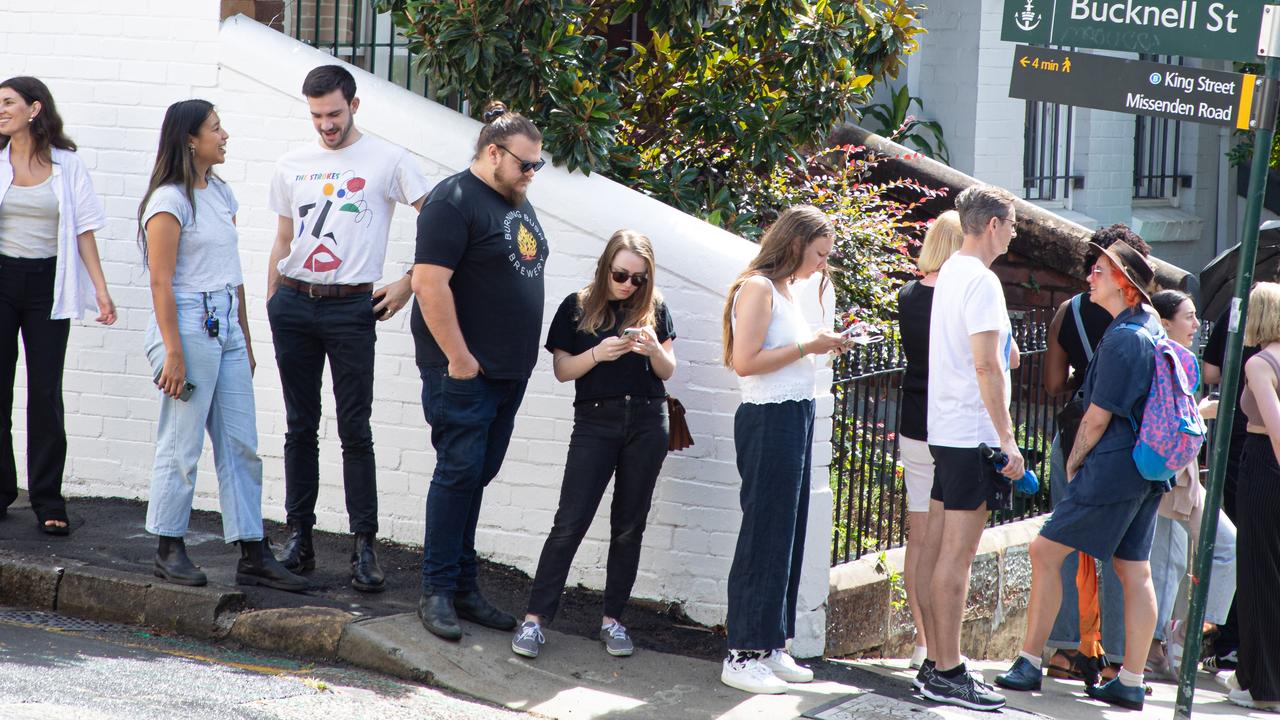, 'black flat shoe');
37,516,70,536
454,590,517,631
418,592,462,641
